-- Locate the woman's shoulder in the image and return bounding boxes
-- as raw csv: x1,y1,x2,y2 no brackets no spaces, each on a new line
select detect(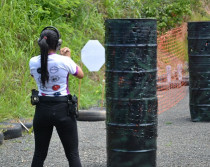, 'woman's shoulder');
29,55,41,66
30,55,41,63
53,54,69,59
52,54,72,63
